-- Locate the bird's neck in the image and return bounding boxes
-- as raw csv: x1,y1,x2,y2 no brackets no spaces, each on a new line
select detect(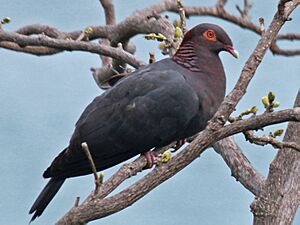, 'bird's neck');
172,40,223,75
172,40,201,72
172,40,226,105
